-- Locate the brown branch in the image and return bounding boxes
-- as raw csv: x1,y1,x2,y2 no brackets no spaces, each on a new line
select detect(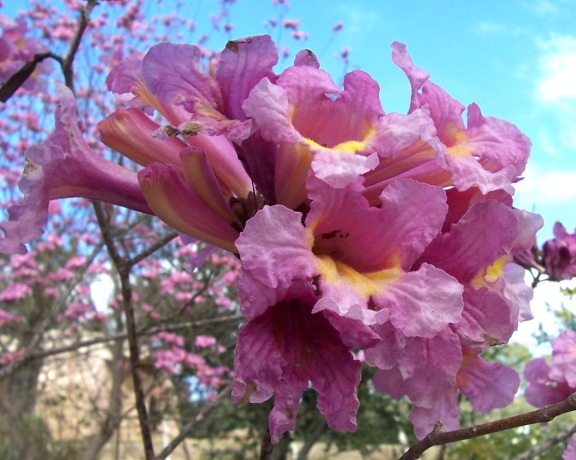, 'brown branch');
399,392,576,460
61,0,100,92
260,425,273,460
0,0,99,101
0,52,62,102
127,231,179,267
153,382,232,460
25,314,244,362
94,201,155,460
